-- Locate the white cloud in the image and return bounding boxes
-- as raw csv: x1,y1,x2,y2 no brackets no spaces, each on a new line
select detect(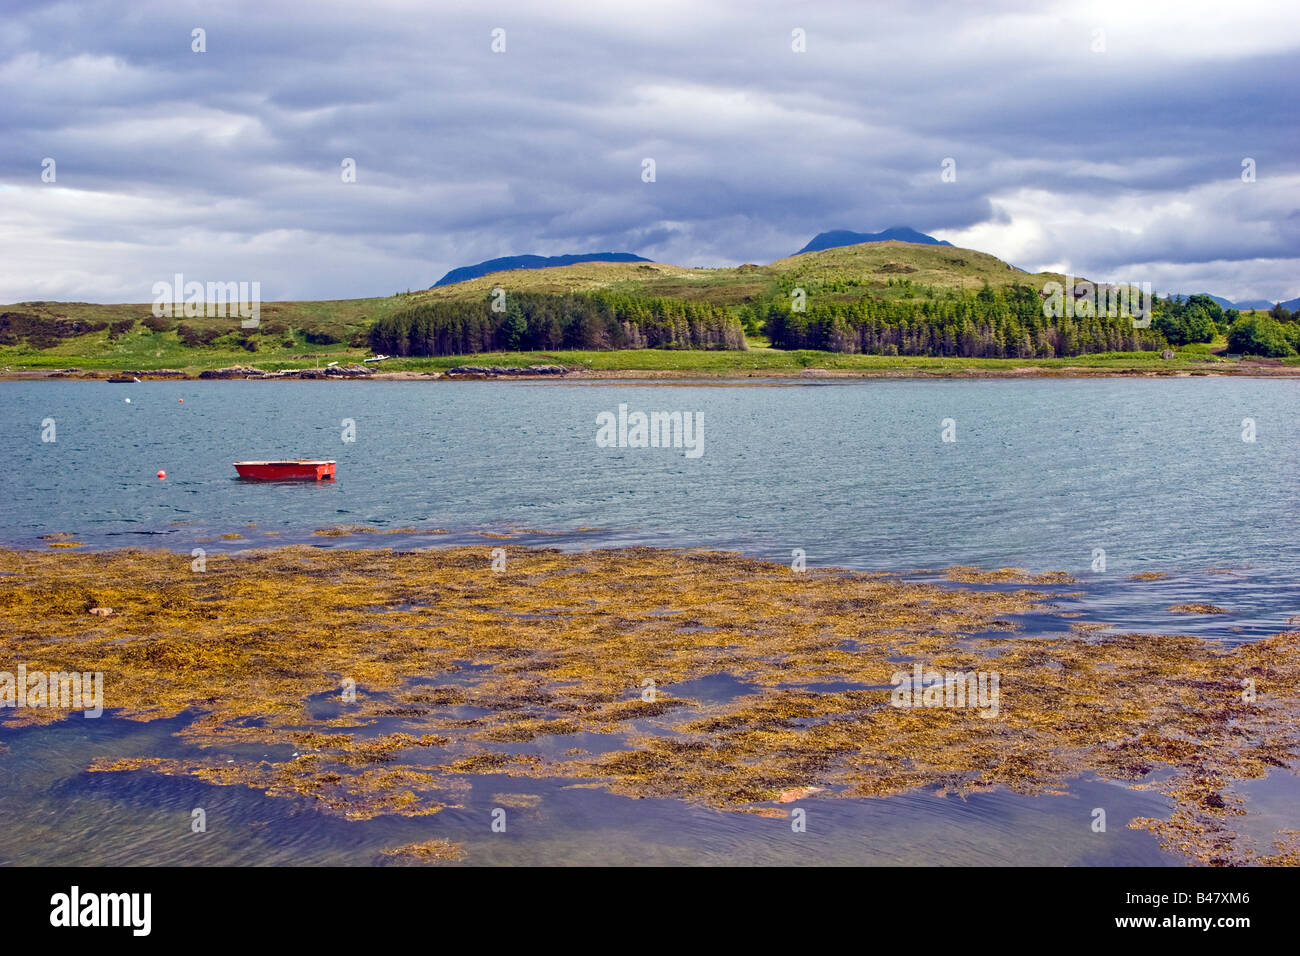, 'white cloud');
936,173,1300,299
